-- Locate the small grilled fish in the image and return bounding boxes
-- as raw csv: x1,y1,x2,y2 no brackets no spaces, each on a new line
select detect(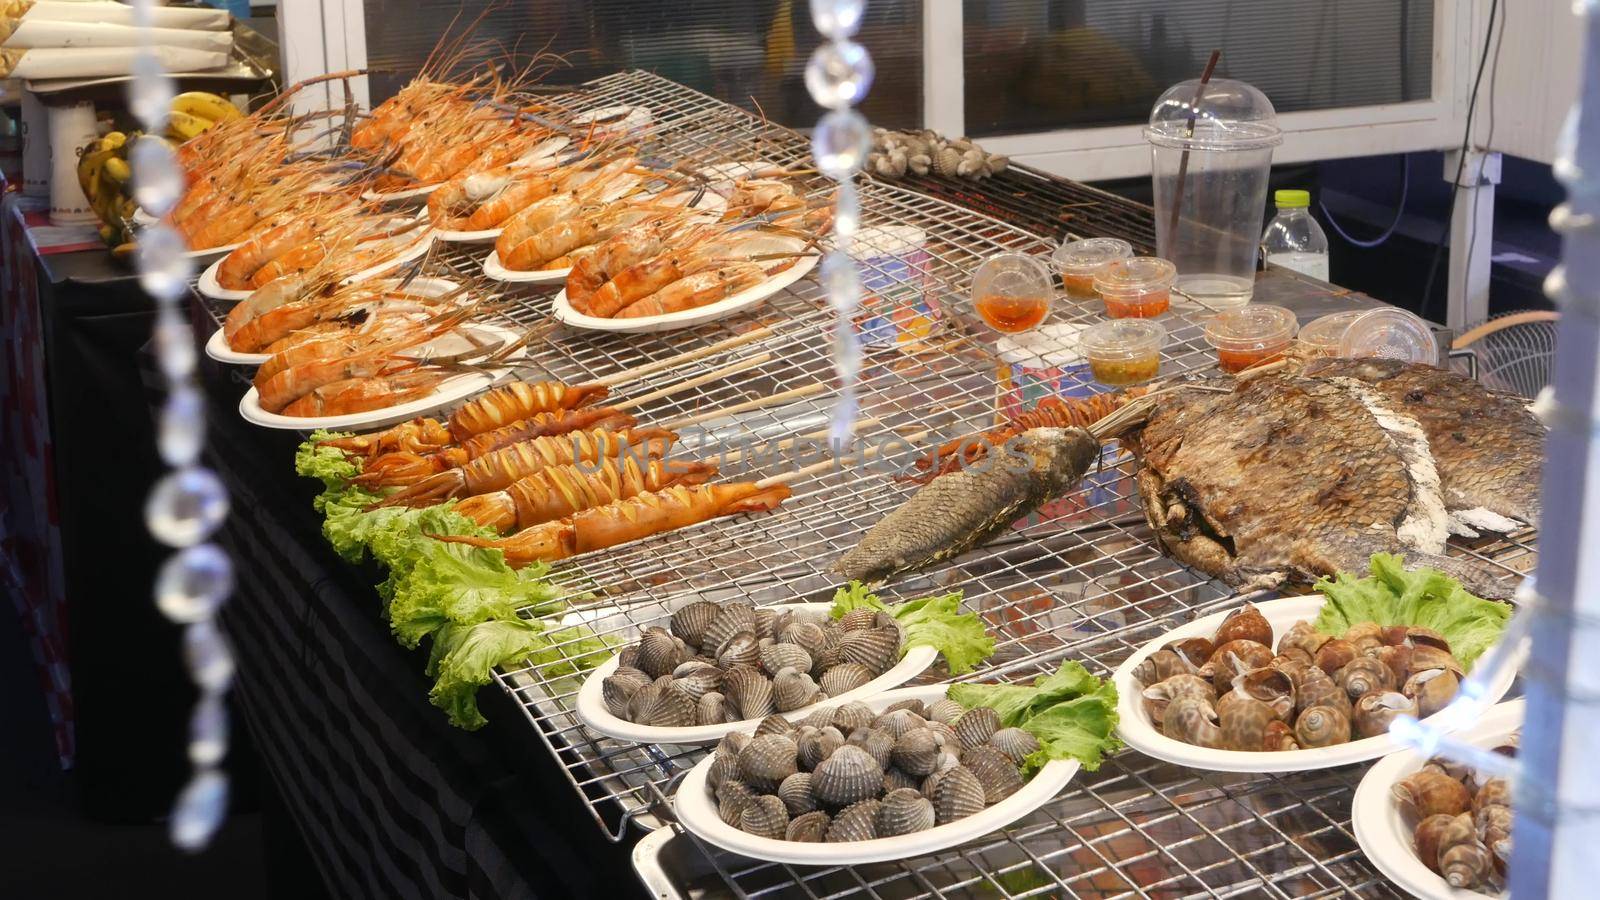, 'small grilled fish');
836,427,1100,585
